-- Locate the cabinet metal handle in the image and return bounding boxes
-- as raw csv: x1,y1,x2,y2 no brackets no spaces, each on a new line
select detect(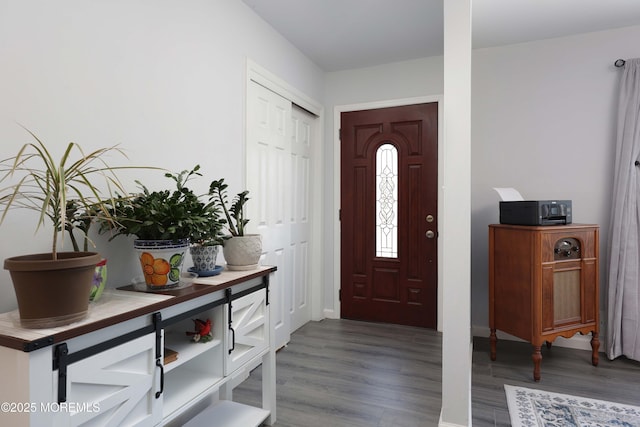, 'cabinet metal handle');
229,326,235,354
155,359,164,398
55,343,69,403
